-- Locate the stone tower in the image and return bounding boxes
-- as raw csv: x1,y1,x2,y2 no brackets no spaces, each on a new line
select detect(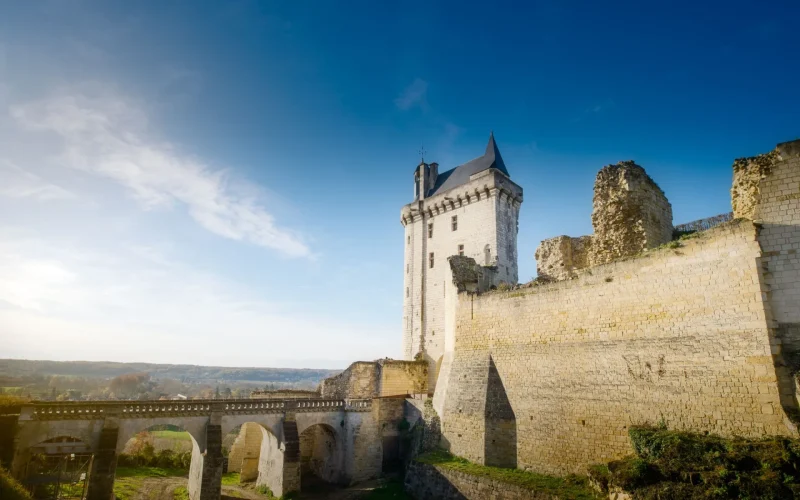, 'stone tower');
400,133,523,390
